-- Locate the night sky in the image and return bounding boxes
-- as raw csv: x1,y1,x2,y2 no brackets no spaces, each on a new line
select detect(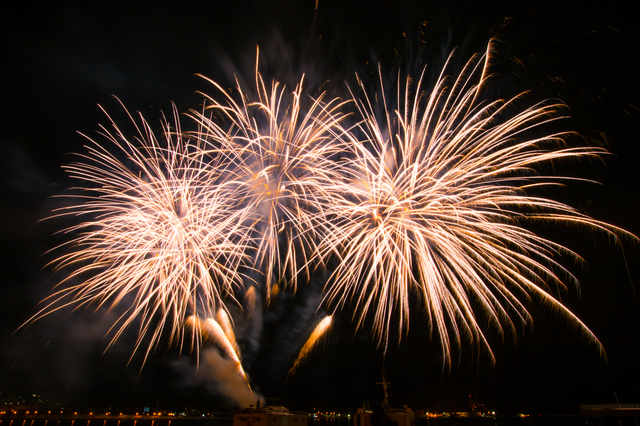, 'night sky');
1,0,640,416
